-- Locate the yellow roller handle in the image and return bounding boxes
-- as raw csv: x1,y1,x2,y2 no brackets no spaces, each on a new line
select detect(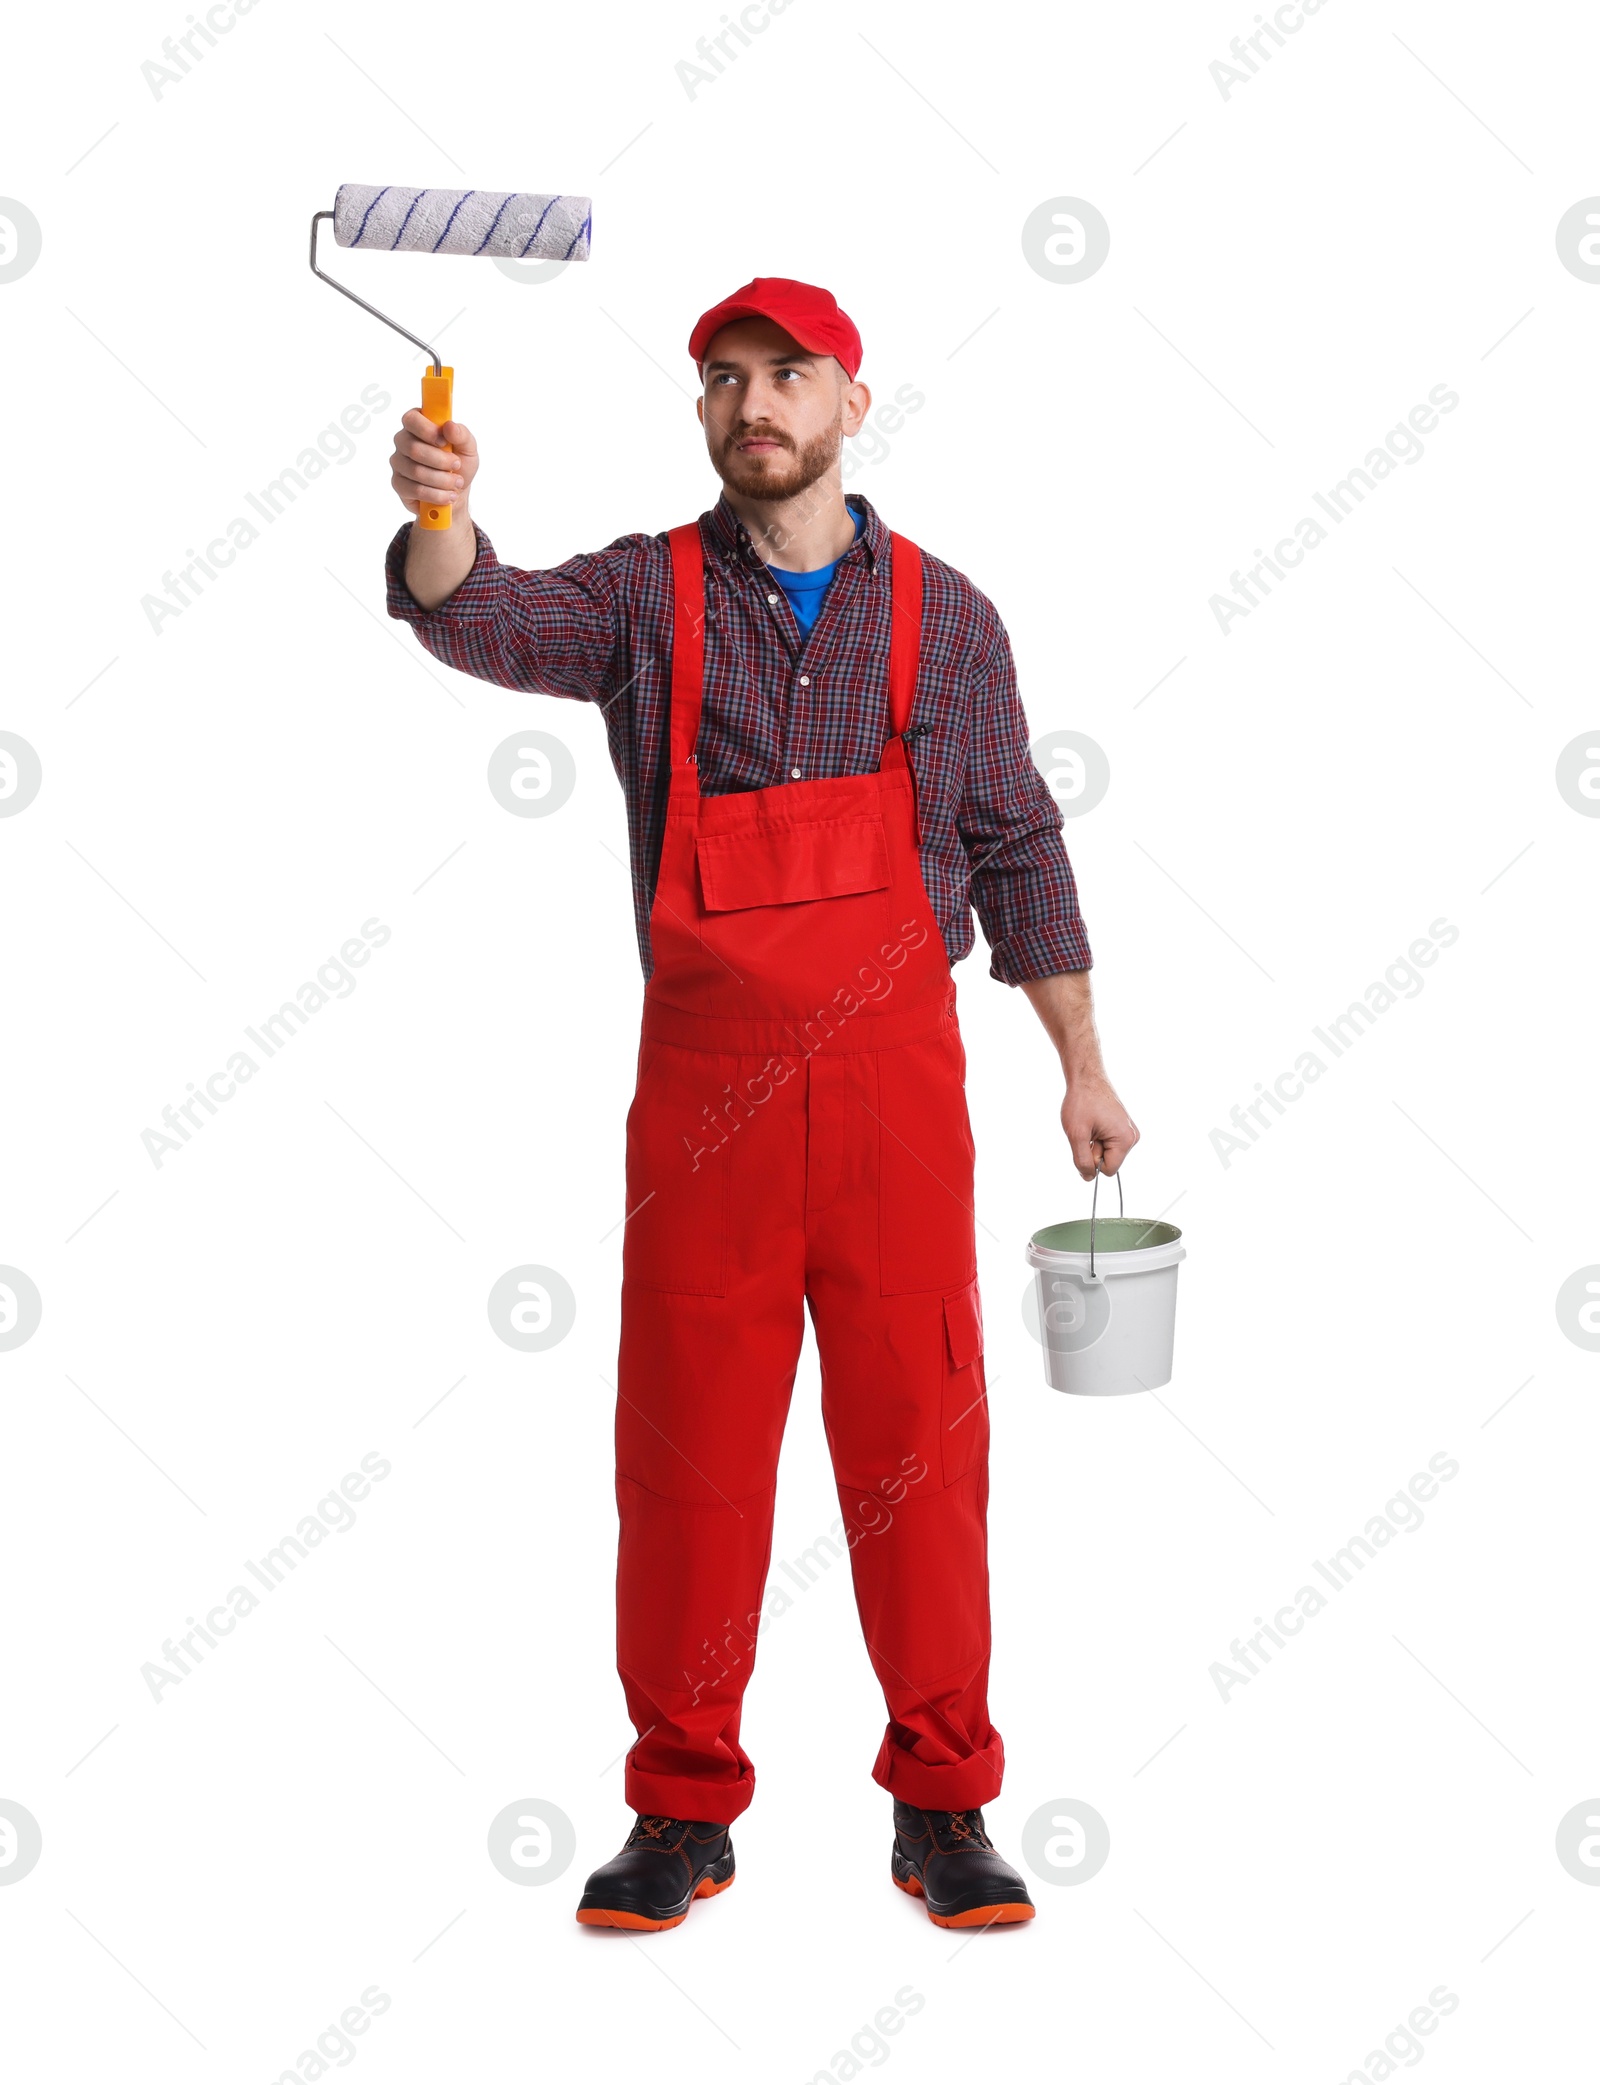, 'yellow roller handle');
418,365,456,531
